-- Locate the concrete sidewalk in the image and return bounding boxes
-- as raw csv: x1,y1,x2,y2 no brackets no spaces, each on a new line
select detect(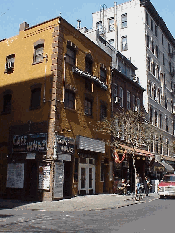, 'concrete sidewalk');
0,193,159,211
